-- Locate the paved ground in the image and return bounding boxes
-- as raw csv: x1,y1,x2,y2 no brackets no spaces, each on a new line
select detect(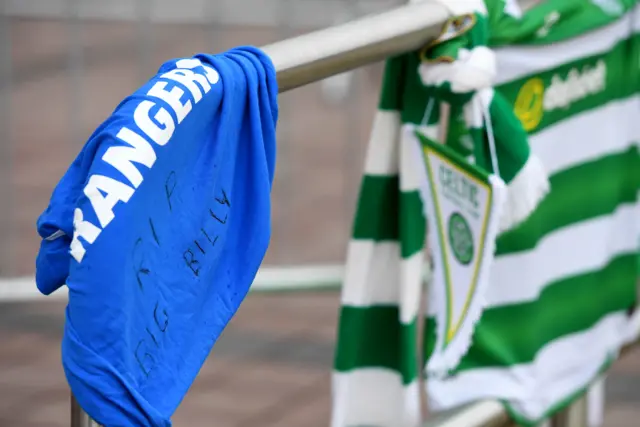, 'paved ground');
0,295,639,427
0,295,338,427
